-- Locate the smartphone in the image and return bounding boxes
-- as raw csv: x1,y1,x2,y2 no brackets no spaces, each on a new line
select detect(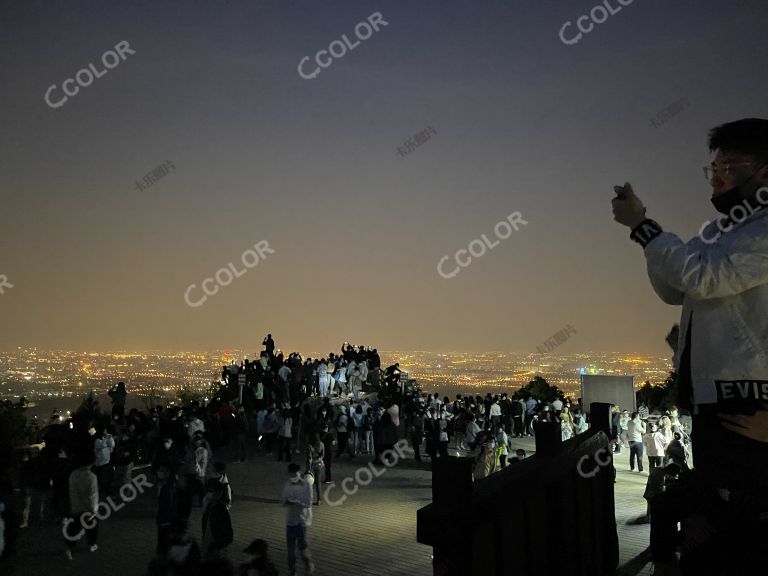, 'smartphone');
613,185,627,199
